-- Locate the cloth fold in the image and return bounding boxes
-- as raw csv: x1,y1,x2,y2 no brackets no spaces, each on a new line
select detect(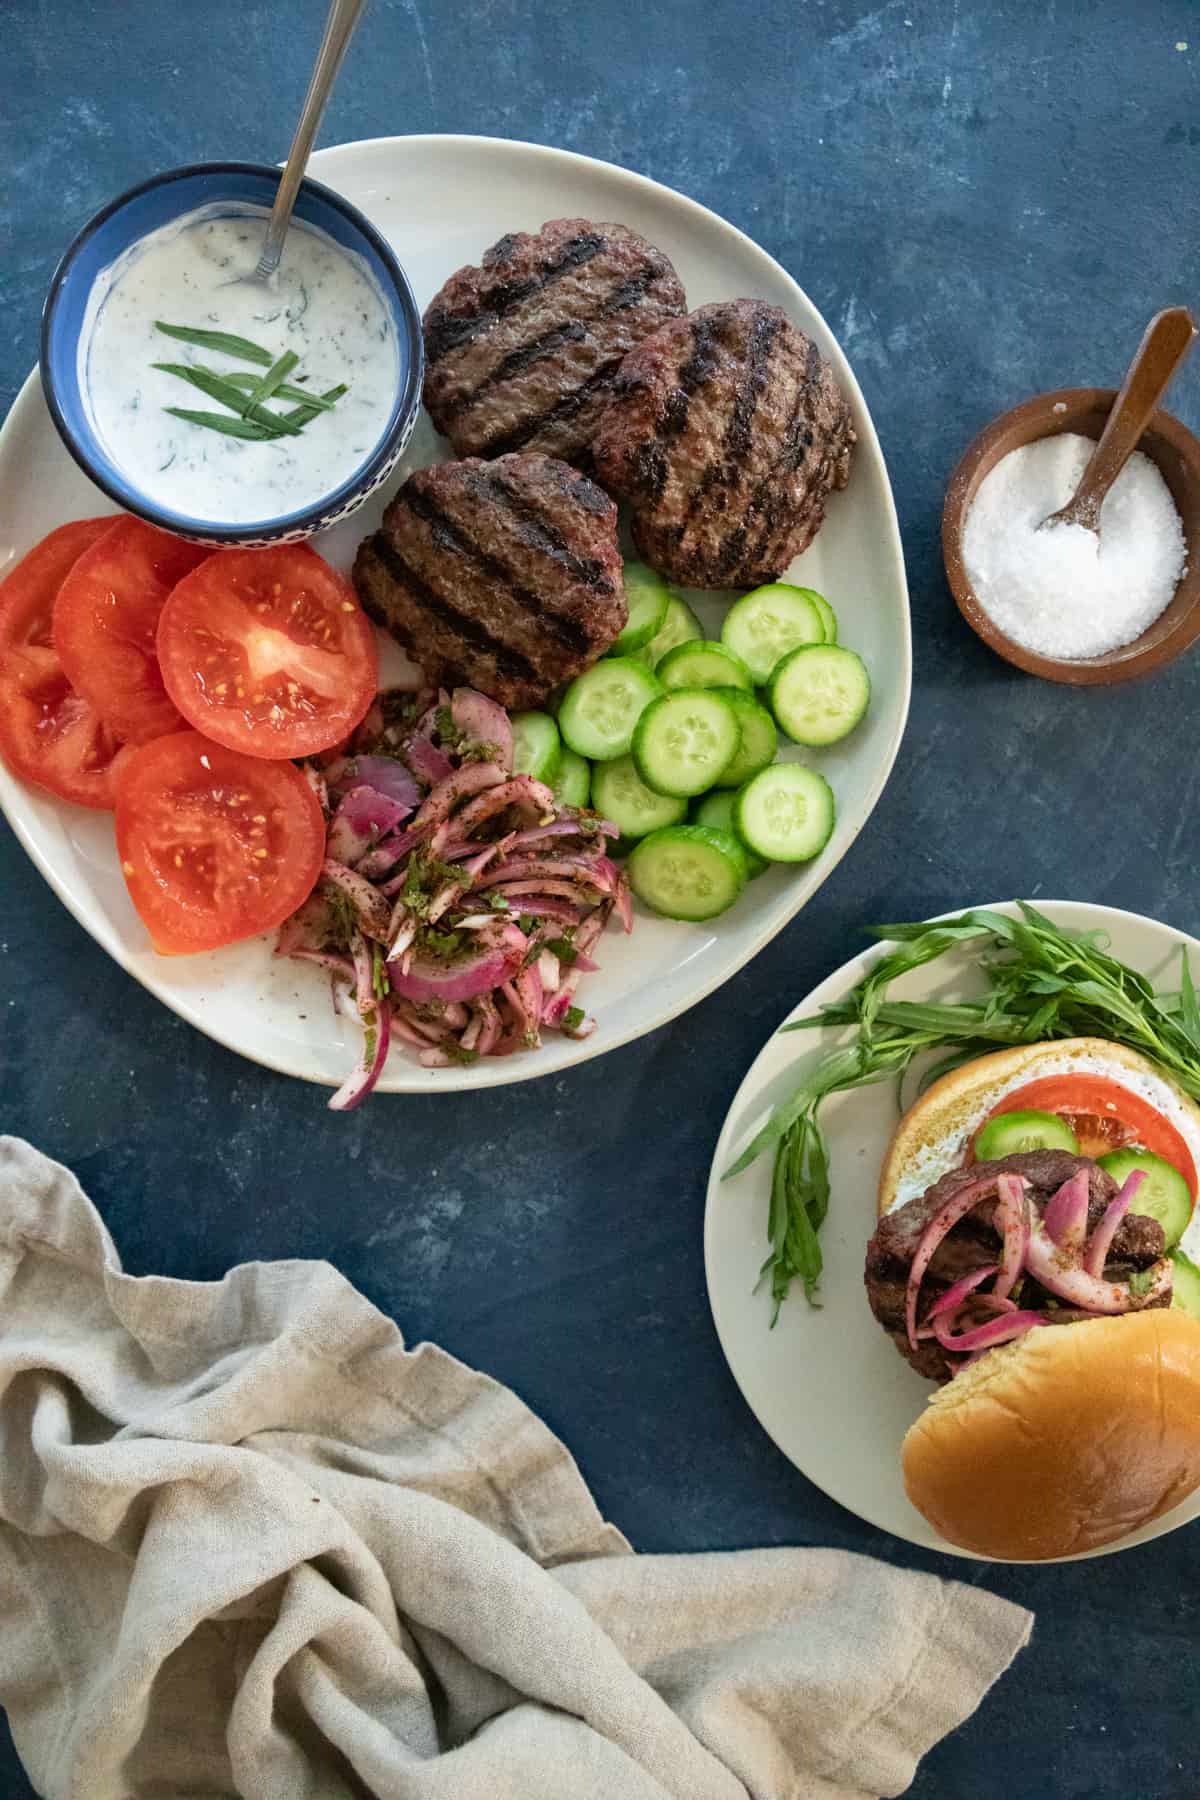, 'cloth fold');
0,1137,1031,1799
